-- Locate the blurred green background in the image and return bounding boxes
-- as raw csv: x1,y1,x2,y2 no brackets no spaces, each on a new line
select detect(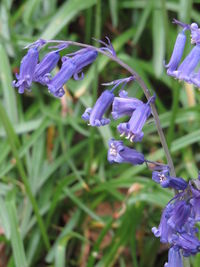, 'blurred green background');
0,0,200,266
